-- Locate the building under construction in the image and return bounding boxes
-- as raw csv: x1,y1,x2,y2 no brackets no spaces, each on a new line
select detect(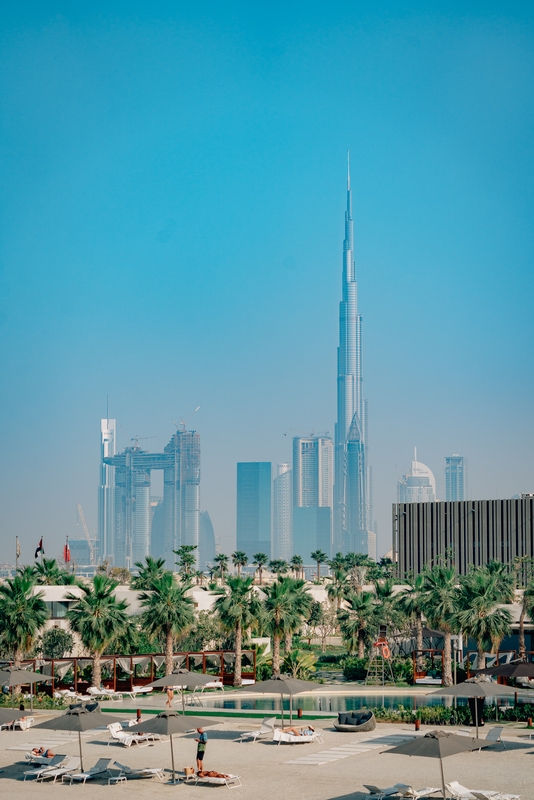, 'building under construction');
100,426,200,569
